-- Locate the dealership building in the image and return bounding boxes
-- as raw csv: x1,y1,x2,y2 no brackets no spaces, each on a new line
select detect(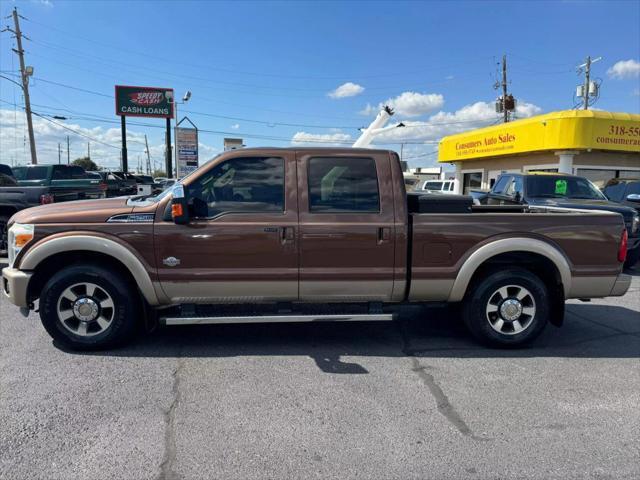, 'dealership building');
437,109,640,194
